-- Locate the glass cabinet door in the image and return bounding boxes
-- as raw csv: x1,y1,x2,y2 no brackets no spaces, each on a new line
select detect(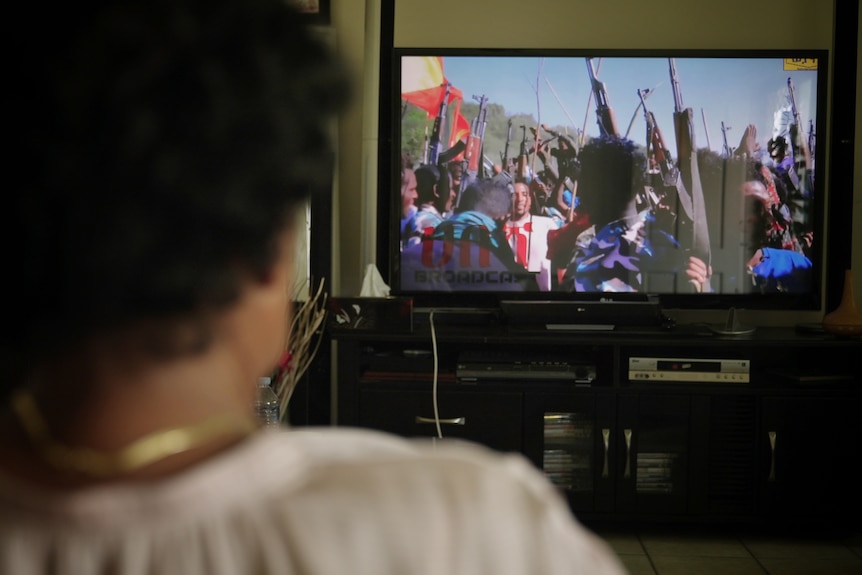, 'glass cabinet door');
543,412,594,492
525,392,615,513
616,394,690,515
